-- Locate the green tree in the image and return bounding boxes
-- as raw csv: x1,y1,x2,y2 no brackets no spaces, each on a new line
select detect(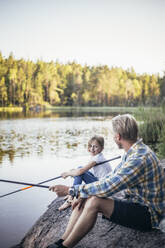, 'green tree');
0,51,163,108
0,77,8,106
8,67,17,105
